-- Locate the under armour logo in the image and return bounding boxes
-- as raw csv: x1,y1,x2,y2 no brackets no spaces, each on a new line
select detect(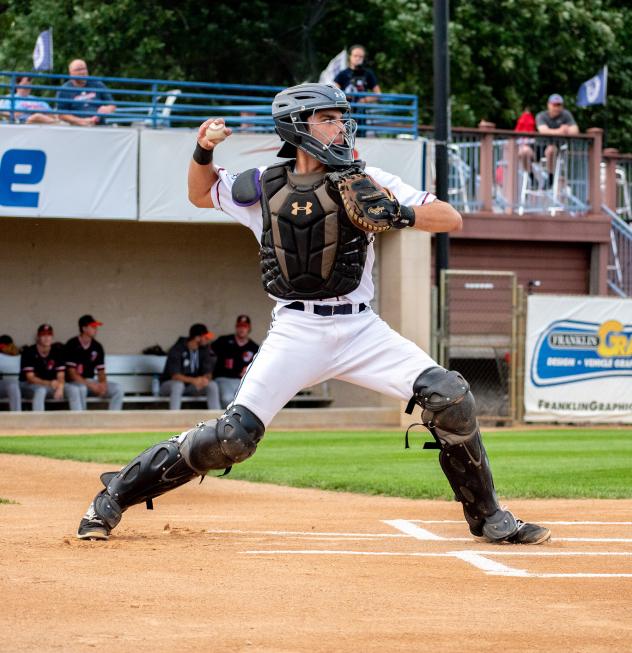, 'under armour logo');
291,201,313,215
